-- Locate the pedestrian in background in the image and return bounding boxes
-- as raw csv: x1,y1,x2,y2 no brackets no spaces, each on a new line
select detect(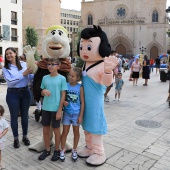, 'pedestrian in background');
128,56,135,81
0,105,9,169
142,55,150,86
113,72,124,101
60,67,84,162
19,54,26,62
104,50,116,102
131,58,141,86
149,59,154,72
155,56,160,74
2,47,33,148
